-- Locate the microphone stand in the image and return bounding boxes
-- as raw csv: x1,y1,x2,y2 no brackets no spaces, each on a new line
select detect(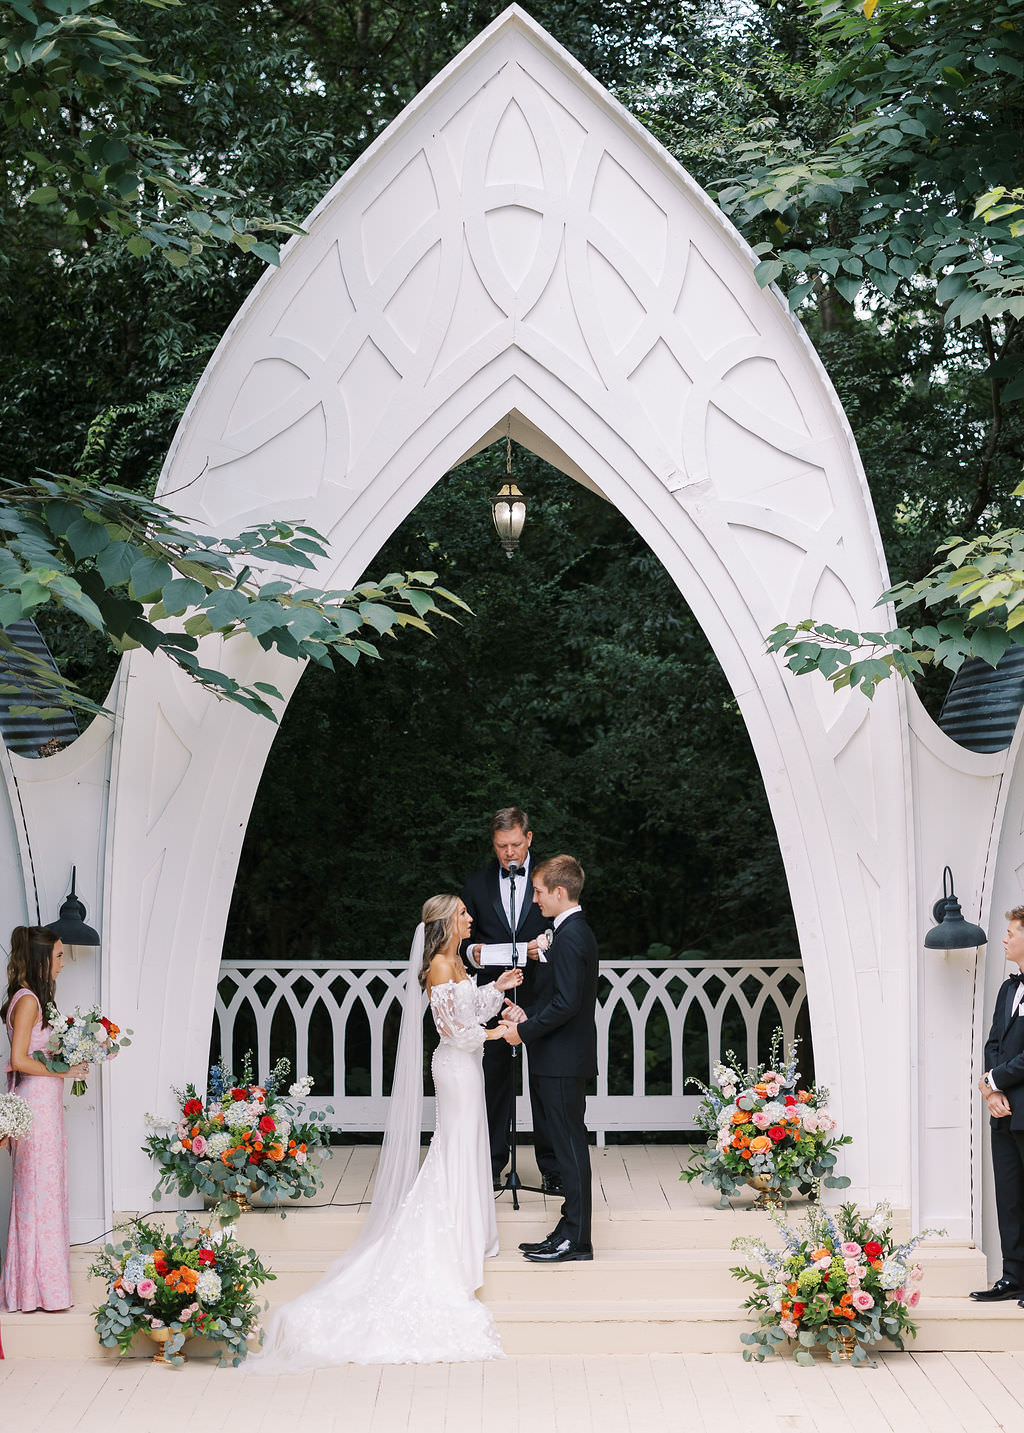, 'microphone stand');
498,862,543,1209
